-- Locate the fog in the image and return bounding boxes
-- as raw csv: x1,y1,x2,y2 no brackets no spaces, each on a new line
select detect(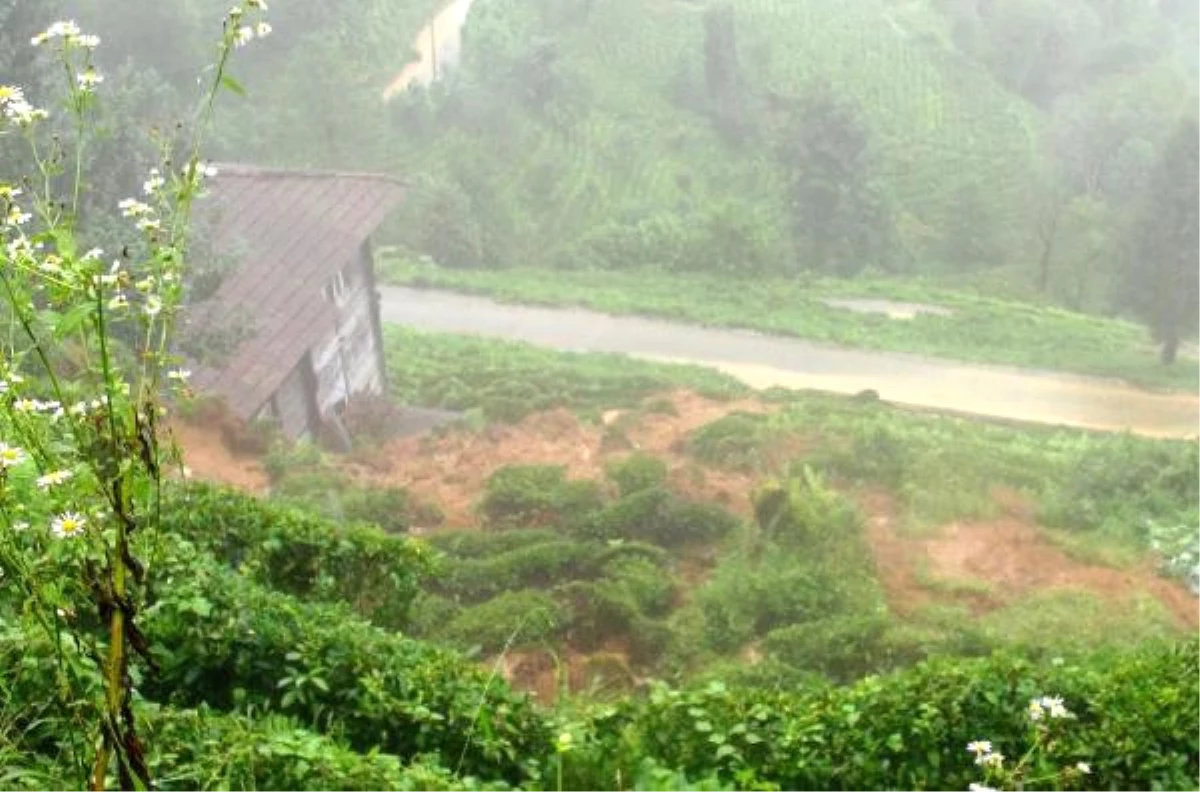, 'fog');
3,0,1195,399
1,3,1197,785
